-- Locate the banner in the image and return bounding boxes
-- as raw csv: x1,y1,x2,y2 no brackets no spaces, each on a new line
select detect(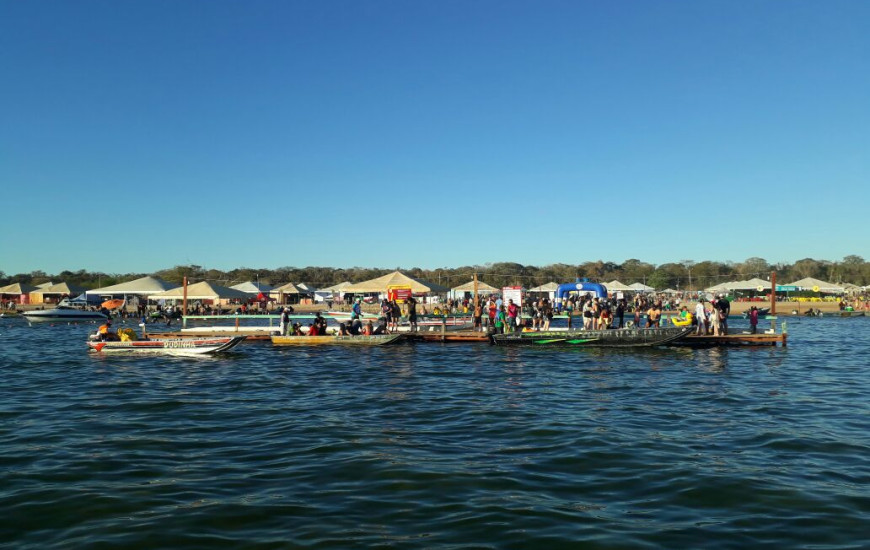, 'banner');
387,285,413,303
502,286,523,316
